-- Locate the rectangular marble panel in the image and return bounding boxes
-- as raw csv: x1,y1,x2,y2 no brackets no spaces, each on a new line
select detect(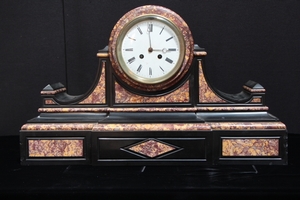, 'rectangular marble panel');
28,139,83,157
222,138,279,156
